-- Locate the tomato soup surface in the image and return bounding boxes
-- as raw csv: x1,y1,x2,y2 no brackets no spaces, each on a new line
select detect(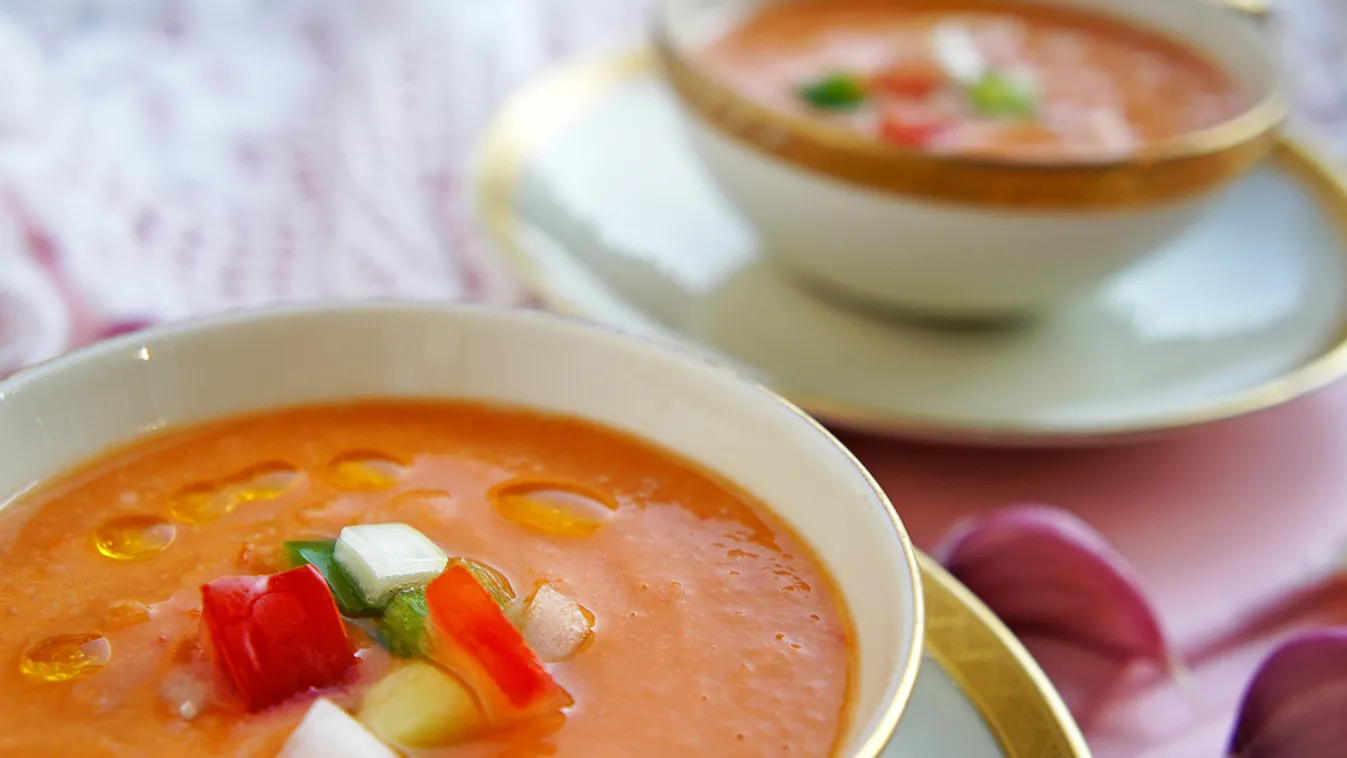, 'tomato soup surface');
0,401,854,757
698,0,1246,157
